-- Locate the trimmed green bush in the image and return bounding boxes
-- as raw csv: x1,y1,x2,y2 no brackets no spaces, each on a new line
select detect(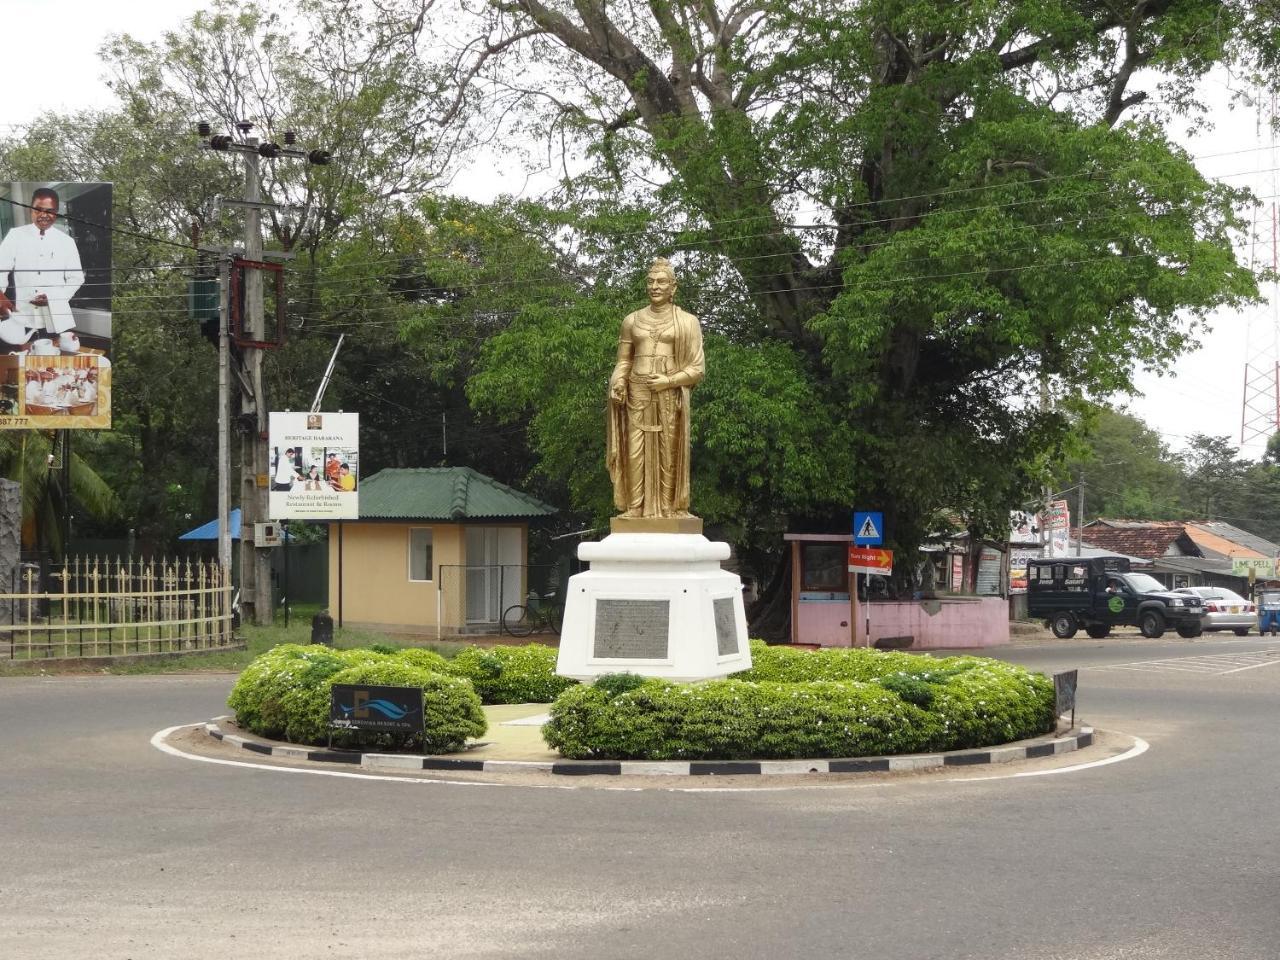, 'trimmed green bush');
281,660,486,752
545,677,942,760
227,644,383,739
450,644,577,704
395,648,454,674
543,643,1055,760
